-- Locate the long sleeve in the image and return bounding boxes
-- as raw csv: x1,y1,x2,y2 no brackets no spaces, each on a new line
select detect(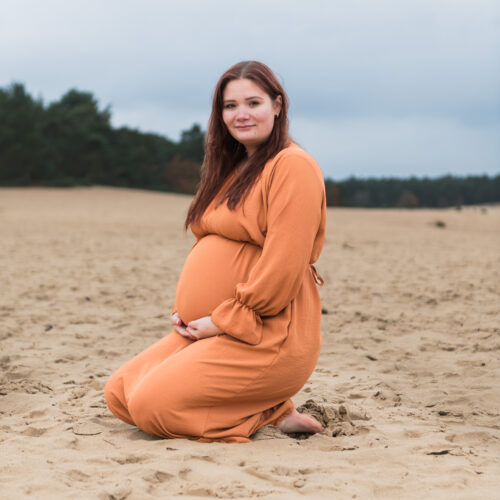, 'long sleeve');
210,151,325,345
